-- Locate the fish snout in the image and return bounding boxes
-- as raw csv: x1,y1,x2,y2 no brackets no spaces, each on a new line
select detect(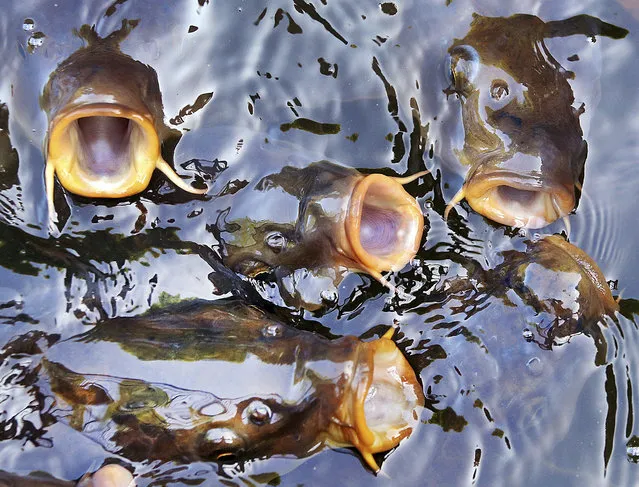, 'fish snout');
458,153,576,229
329,329,424,472
343,173,425,280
